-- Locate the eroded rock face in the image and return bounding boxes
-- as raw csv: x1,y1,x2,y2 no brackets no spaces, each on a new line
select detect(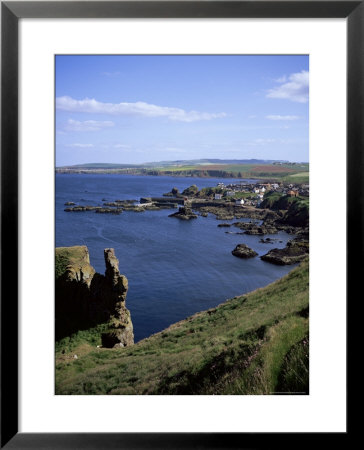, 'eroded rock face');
55,246,134,347
60,246,96,287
